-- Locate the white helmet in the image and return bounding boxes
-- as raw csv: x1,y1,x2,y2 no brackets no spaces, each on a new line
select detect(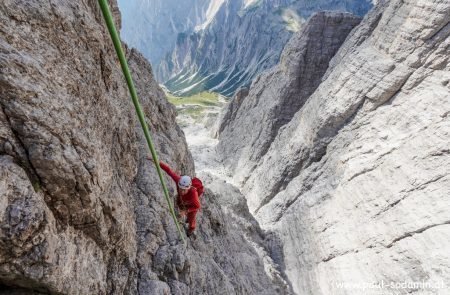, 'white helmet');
178,175,192,189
